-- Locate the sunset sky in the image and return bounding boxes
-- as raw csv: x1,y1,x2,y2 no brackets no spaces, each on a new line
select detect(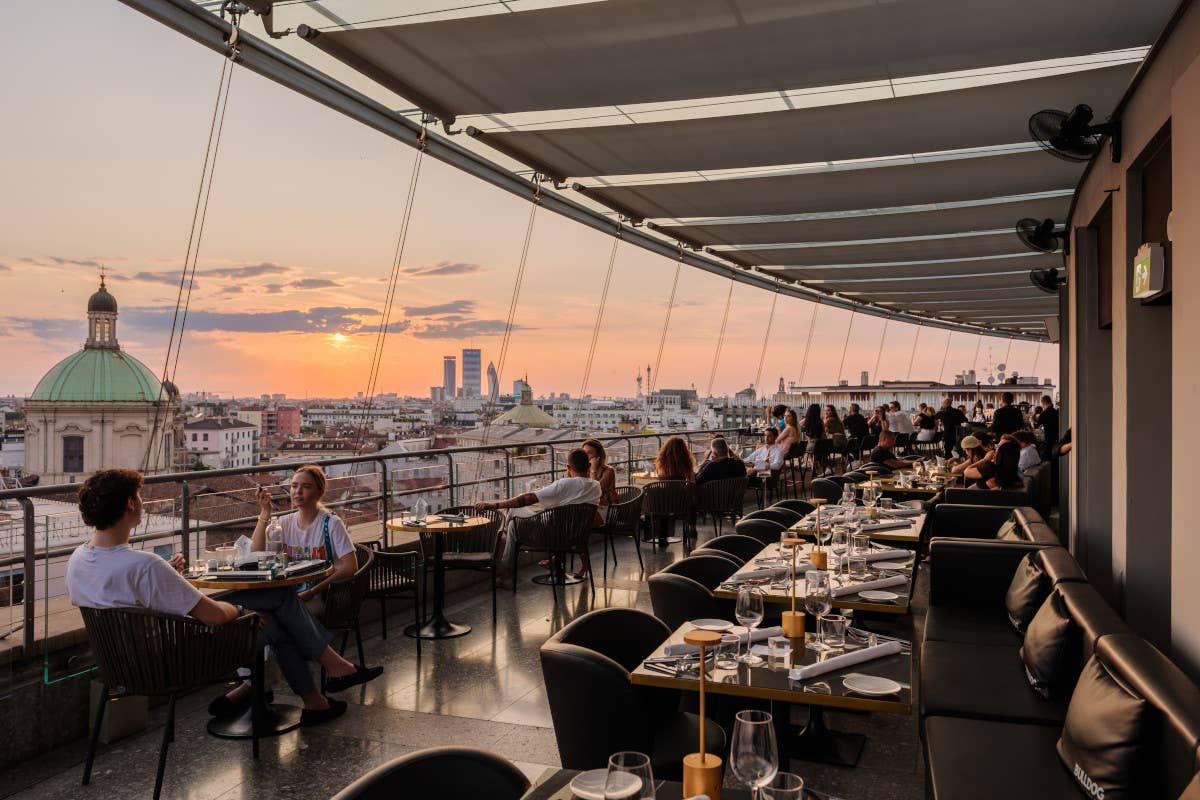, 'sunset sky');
0,1,1057,401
